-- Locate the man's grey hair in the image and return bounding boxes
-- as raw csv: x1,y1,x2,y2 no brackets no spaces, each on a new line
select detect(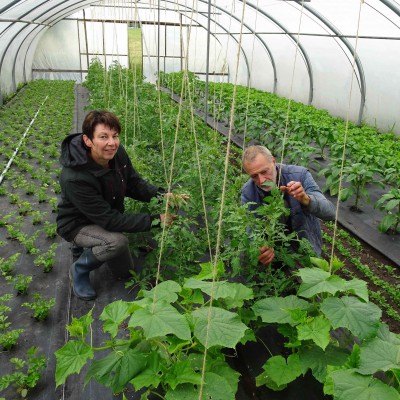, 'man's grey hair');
242,145,274,165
